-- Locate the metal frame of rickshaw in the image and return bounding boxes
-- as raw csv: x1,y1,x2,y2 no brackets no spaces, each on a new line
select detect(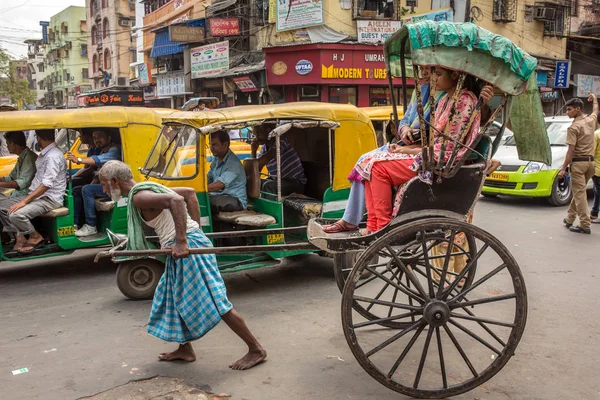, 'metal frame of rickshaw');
0,107,170,263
